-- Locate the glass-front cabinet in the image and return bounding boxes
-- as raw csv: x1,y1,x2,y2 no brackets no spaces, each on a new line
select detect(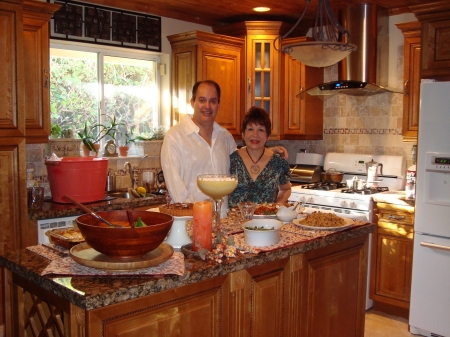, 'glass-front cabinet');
214,22,324,140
